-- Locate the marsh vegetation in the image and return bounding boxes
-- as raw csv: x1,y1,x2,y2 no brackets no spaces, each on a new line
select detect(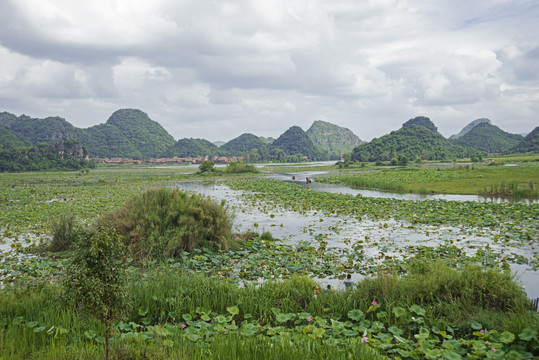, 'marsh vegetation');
0,158,538,359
